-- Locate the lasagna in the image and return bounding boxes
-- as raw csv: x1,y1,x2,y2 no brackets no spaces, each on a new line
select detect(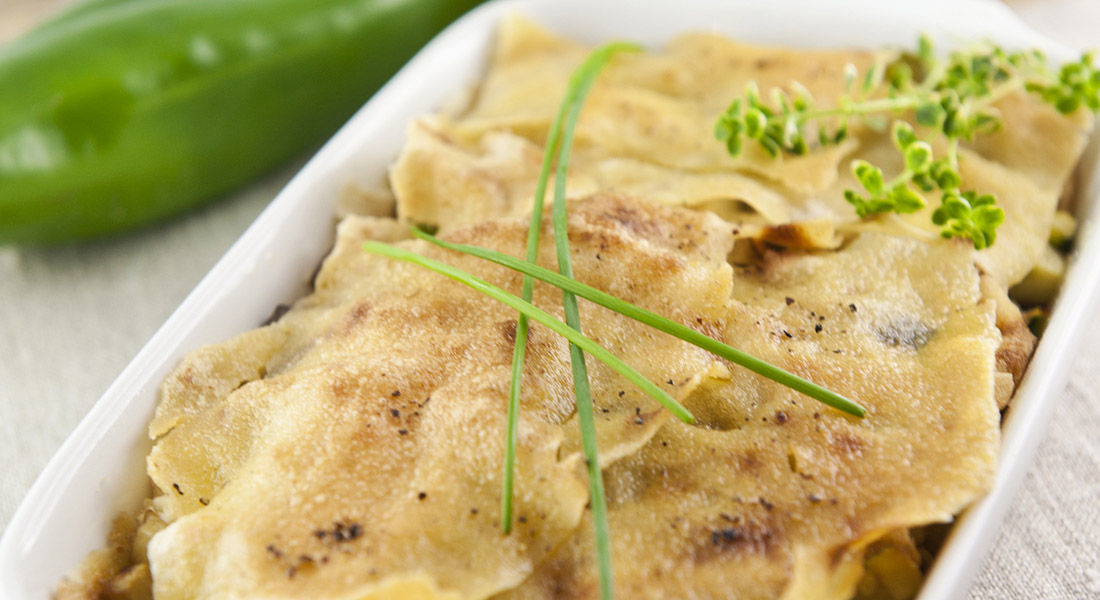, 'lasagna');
59,16,1092,600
